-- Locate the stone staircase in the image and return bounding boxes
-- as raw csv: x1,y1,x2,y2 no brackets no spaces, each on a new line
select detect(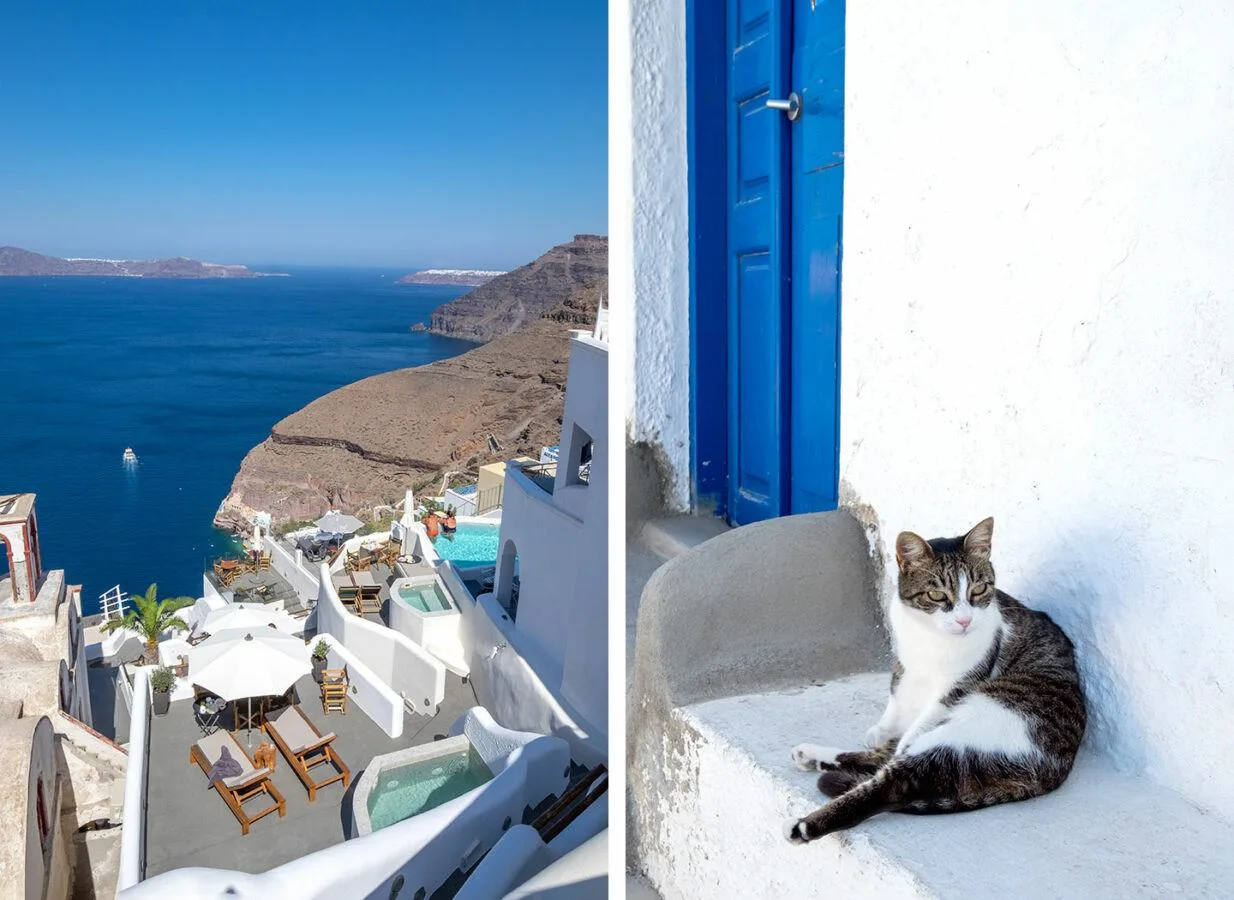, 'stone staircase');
628,511,1234,898
54,712,127,899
